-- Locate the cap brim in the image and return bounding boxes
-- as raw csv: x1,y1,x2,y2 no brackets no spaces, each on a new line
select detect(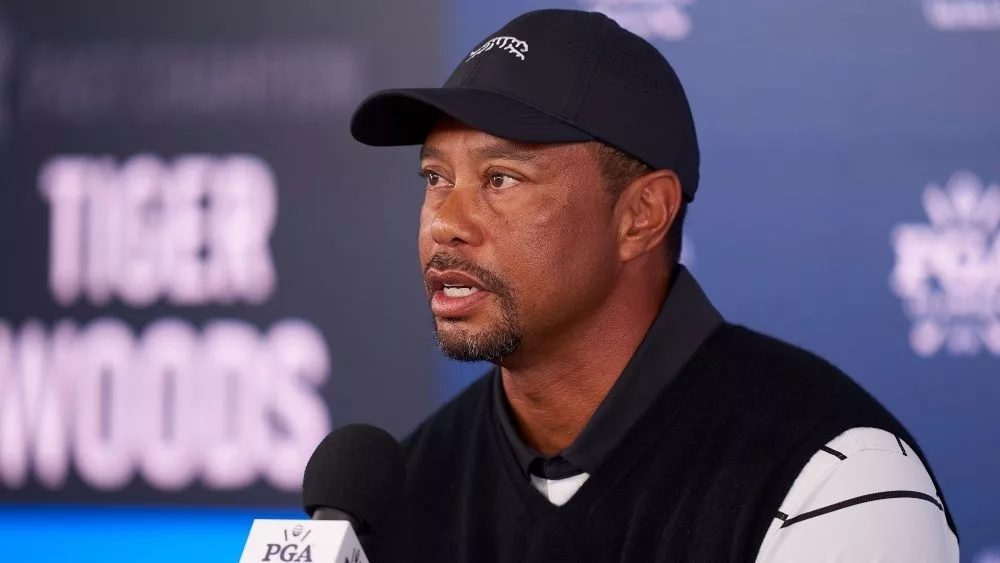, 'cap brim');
350,88,594,147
